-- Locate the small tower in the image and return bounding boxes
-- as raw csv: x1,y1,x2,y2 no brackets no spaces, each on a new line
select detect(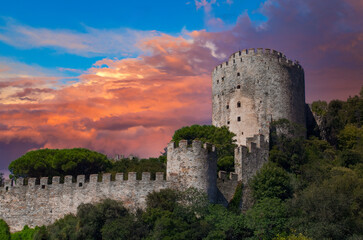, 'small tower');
167,140,218,202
